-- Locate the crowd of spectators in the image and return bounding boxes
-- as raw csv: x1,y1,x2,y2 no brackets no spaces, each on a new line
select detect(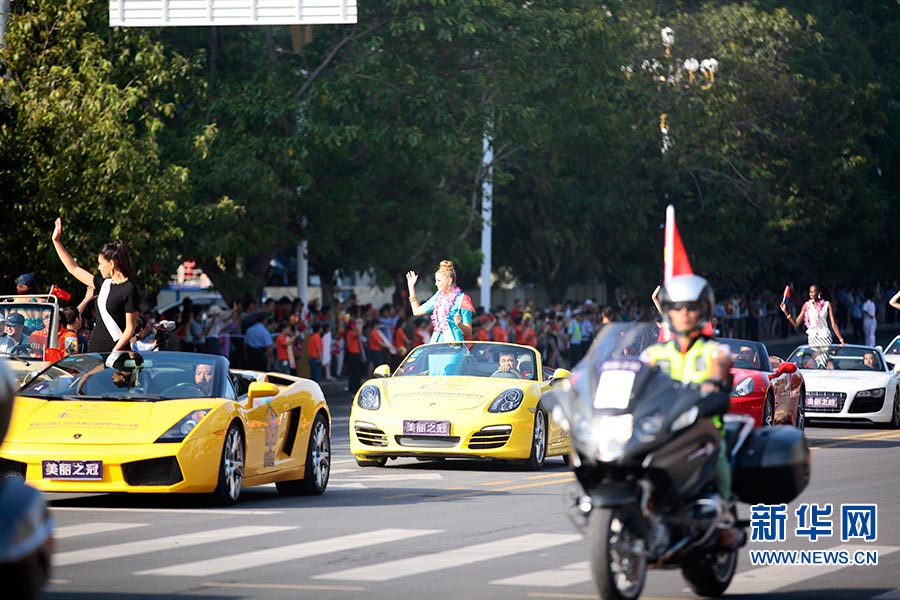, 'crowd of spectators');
9,274,899,394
